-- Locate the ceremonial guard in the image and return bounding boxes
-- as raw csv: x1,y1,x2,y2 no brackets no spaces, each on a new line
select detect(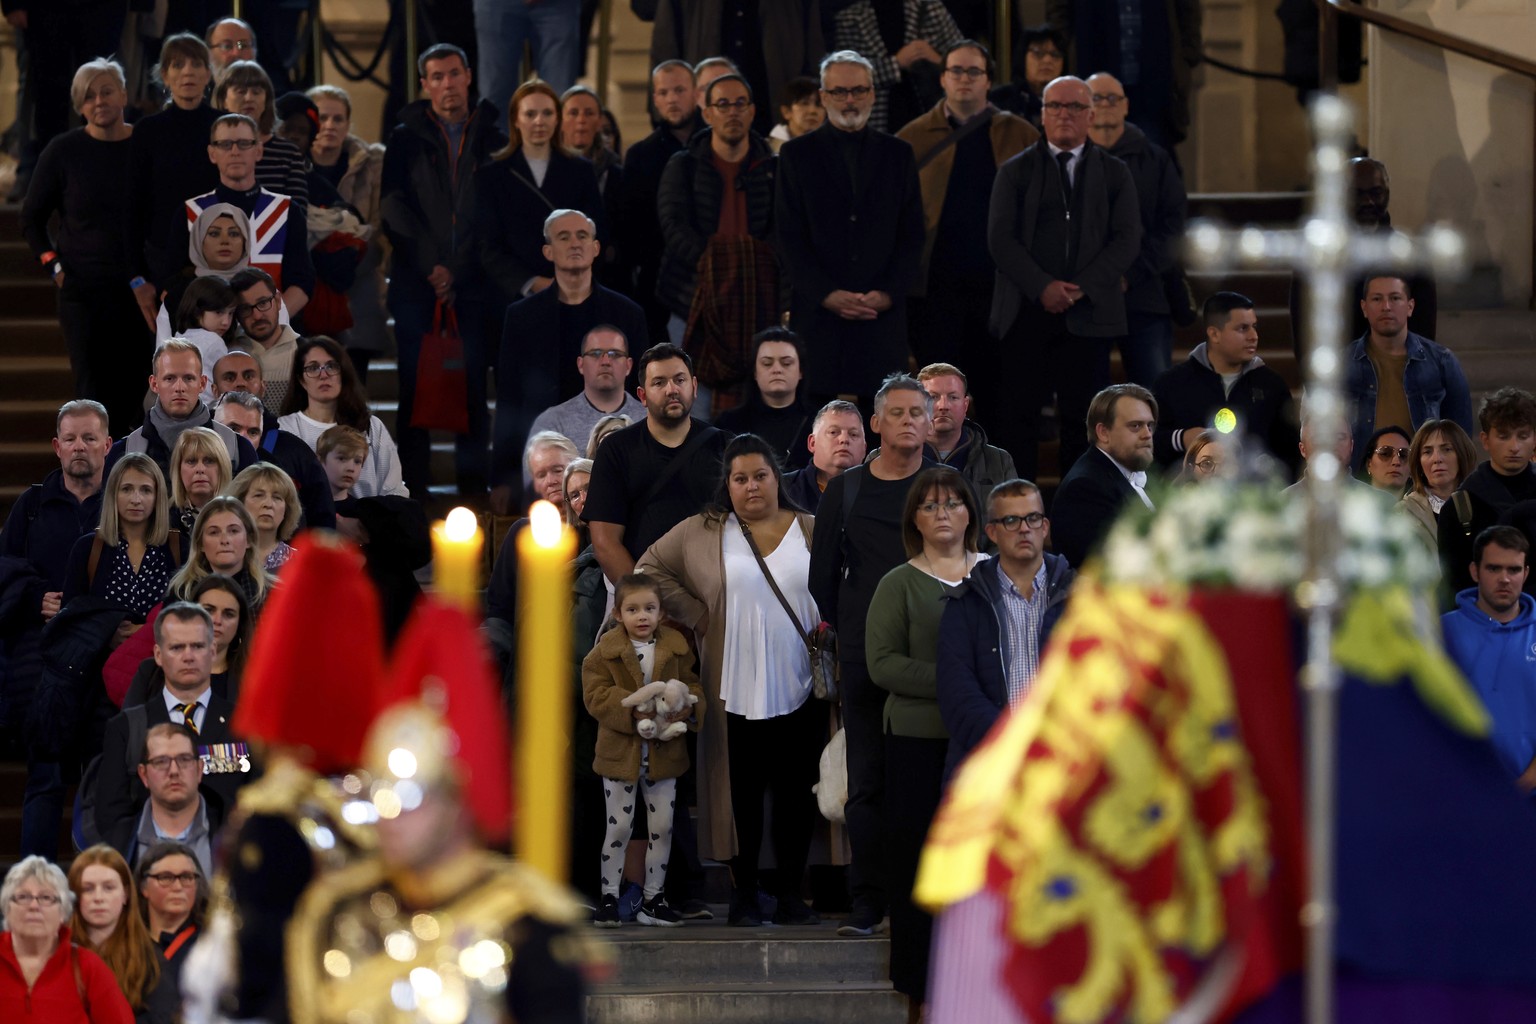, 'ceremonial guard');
285,594,606,1023
184,533,389,1023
